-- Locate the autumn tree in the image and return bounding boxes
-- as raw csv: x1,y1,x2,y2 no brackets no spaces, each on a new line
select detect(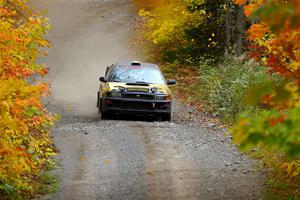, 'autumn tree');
233,0,300,198
136,0,248,63
0,0,55,198
233,0,300,159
